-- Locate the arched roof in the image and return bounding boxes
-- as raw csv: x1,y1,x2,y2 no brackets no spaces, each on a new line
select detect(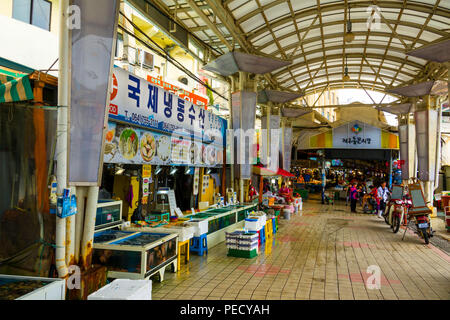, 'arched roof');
156,0,450,95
